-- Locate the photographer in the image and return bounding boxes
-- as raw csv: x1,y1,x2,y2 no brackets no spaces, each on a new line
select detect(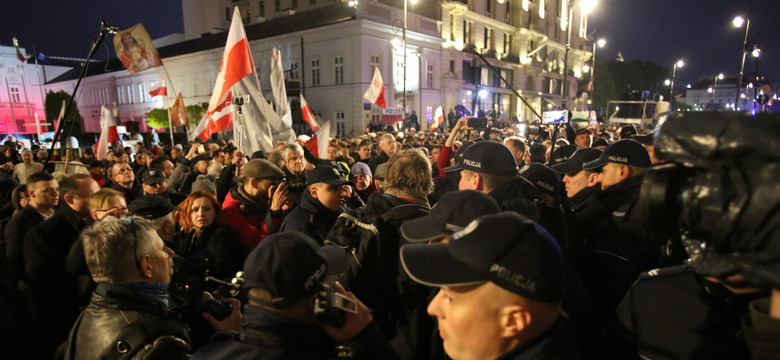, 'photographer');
192,231,399,360
64,217,241,360
222,159,290,250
